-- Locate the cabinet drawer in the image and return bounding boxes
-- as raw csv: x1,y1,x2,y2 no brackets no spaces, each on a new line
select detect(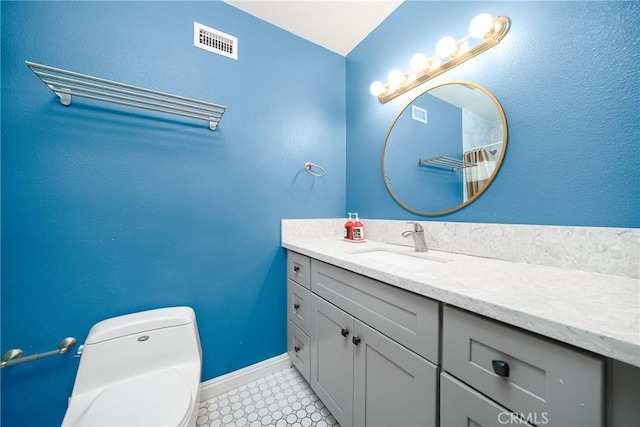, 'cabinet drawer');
288,279,310,335
288,321,310,382
288,252,311,289
311,259,439,363
443,306,604,427
441,373,535,427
